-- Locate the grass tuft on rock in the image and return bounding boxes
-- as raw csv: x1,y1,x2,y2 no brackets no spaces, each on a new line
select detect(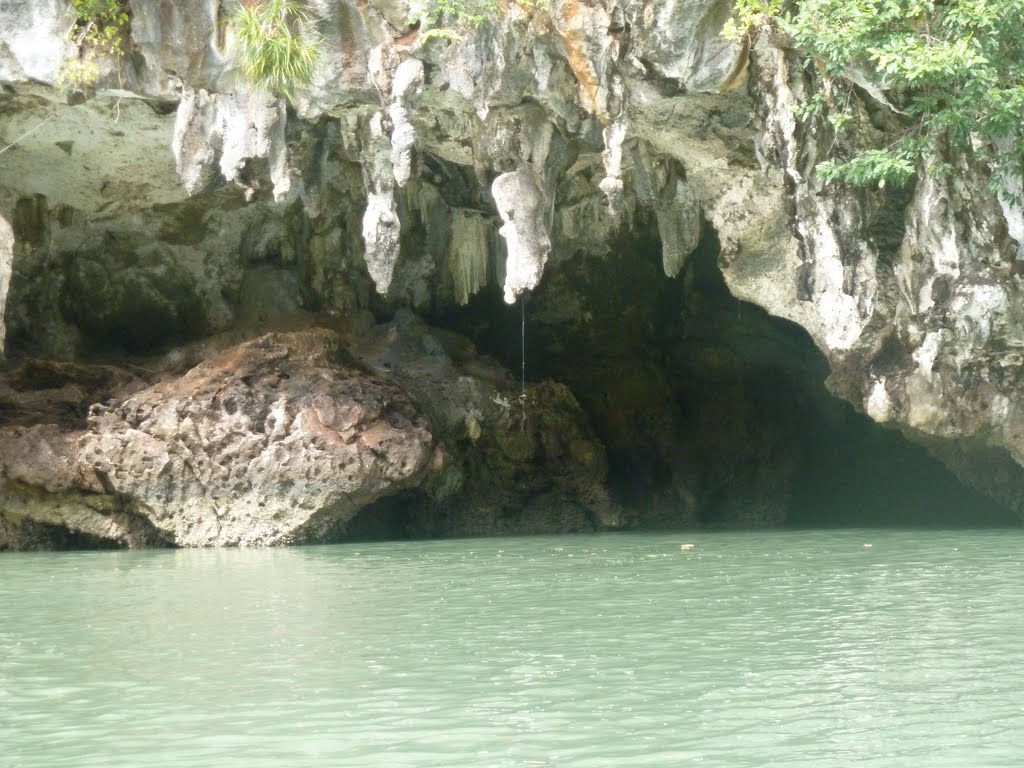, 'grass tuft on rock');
230,0,321,101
